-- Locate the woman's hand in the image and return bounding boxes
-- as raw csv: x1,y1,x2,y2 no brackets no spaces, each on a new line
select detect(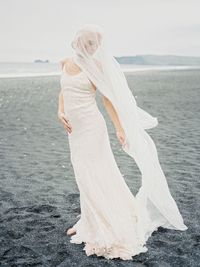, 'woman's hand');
116,129,126,146
58,111,72,134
